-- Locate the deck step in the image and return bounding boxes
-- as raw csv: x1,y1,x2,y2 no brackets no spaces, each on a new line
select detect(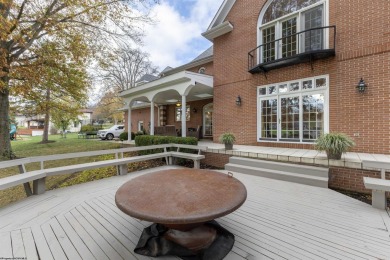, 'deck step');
225,157,328,188
229,157,328,178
